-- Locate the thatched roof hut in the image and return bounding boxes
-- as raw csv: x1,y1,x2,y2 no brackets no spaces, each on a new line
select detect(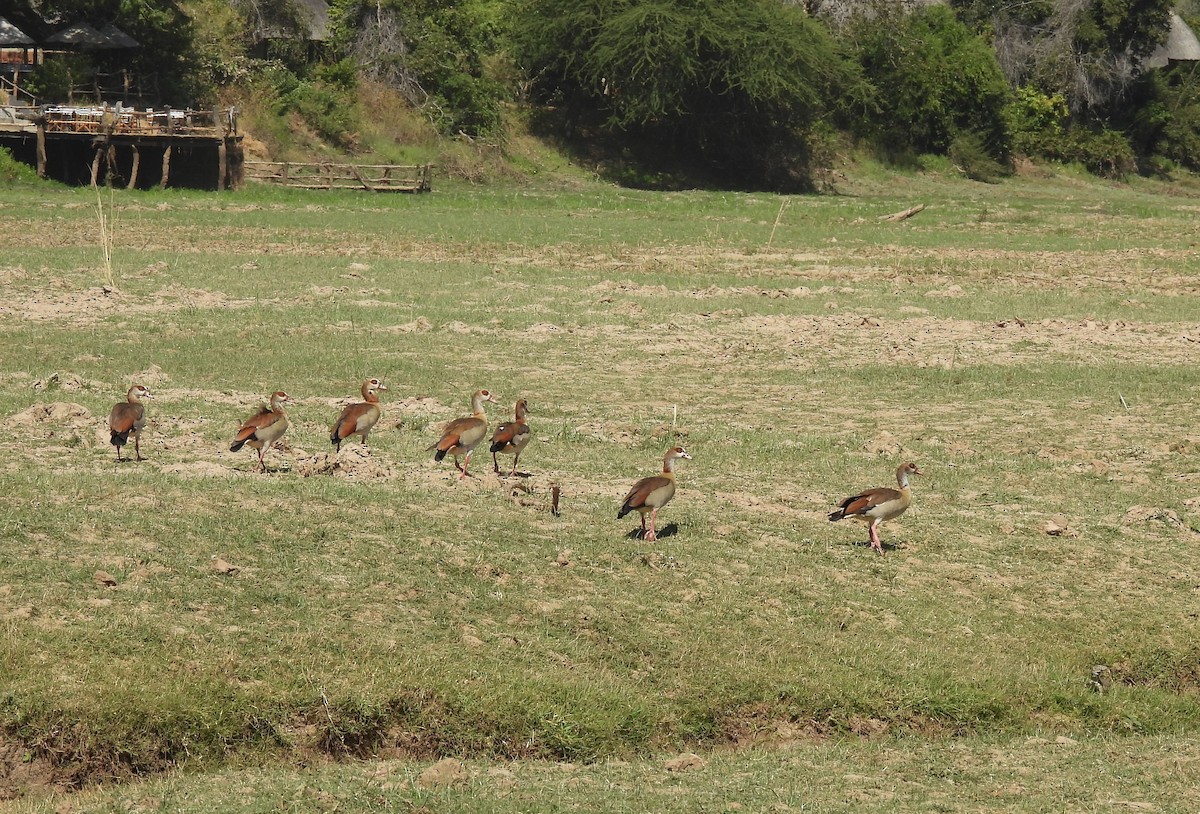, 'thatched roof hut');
0,15,35,46
1145,12,1200,68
